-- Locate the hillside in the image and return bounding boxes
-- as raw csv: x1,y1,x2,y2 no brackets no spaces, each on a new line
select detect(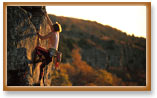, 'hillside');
7,6,146,86
50,14,146,68
50,14,146,86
